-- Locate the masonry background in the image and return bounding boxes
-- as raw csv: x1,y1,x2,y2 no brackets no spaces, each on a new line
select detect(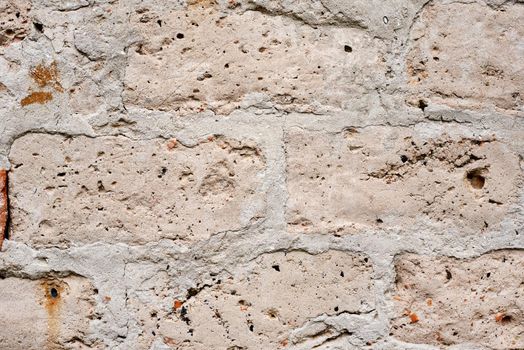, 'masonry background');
0,0,523,349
